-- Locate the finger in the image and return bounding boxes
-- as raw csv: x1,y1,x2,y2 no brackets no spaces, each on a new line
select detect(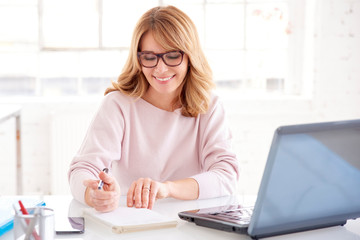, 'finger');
142,178,152,208
91,189,120,211
83,179,100,190
92,194,115,206
148,182,159,210
84,186,95,207
92,188,118,200
94,202,117,212
93,196,119,212
134,179,144,208
127,182,136,207
99,171,117,190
